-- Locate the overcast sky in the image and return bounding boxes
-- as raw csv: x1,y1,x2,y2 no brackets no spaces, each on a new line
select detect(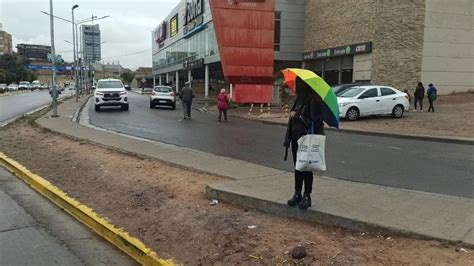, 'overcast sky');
0,0,180,69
